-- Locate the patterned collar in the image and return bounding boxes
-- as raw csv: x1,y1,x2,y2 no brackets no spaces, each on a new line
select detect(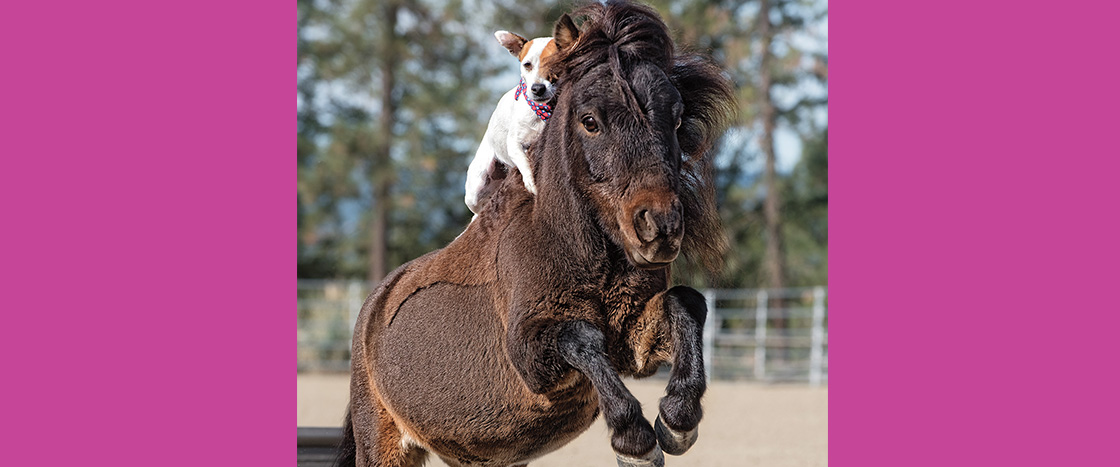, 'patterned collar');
514,78,553,121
